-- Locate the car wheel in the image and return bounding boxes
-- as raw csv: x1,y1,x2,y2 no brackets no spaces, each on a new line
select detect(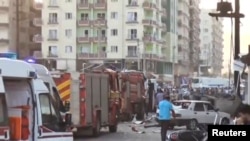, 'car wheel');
221,118,230,125
187,119,198,130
